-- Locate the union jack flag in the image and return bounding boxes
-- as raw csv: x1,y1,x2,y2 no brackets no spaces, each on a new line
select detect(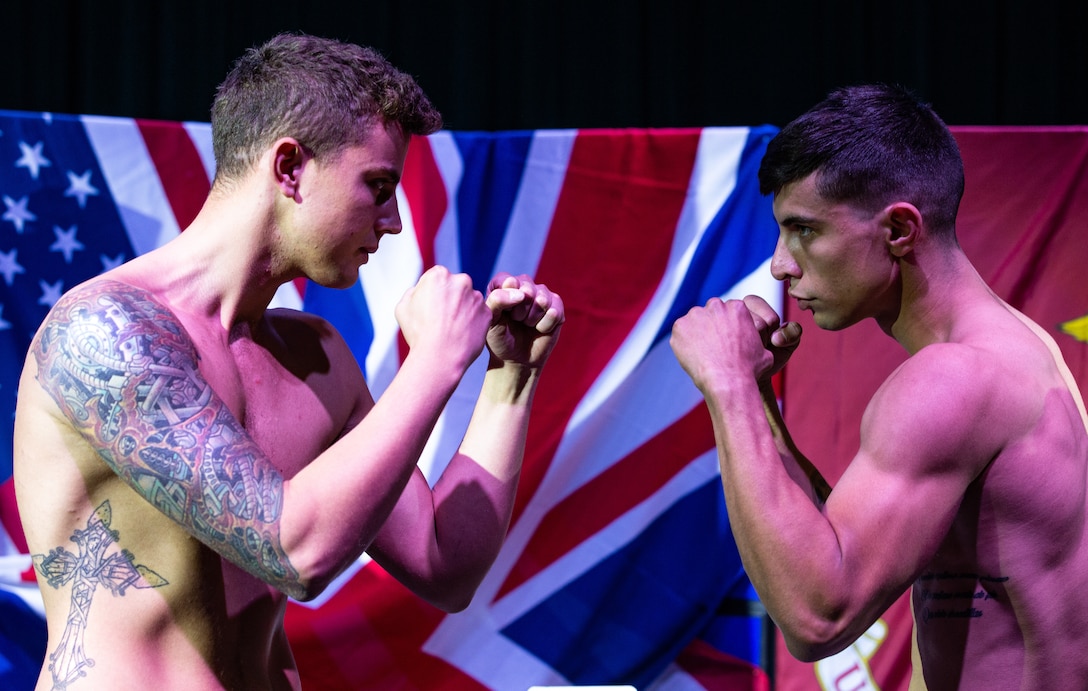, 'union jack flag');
0,110,779,689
